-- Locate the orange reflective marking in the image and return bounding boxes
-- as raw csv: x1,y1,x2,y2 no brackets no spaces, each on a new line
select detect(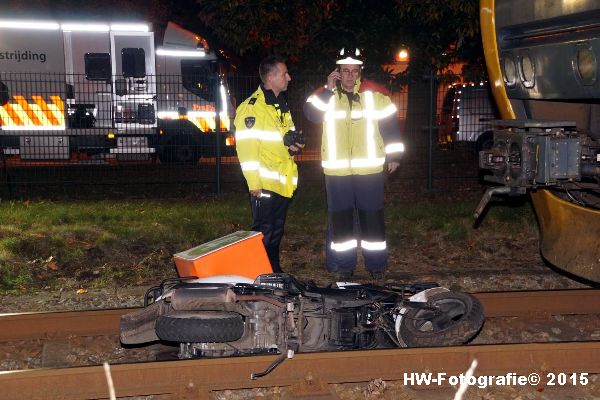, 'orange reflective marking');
0,106,11,125
1,102,24,126
192,103,216,111
49,96,65,124
0,96,65,128
14,96,43,126
50,96,64,111
32,96,60,125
